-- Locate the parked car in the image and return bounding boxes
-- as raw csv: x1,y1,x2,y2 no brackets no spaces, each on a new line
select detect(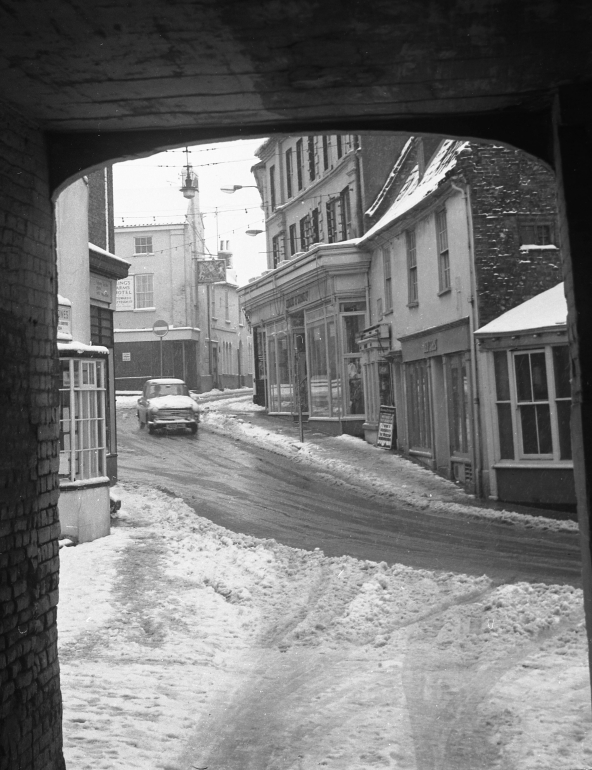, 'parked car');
137,378,200,434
